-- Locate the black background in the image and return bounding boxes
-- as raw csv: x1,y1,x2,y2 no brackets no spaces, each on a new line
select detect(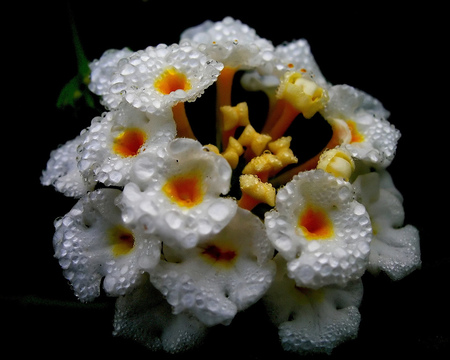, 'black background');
5,1,448,358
